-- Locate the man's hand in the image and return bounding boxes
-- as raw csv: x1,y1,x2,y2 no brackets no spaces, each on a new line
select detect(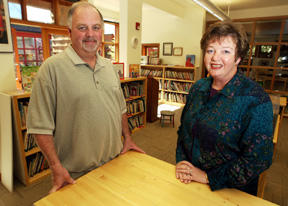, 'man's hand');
121,136,145,154
175,161,208,184
49,163,76,194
